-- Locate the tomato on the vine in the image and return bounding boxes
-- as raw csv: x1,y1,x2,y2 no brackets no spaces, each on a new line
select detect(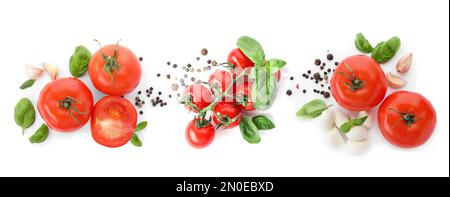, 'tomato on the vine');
236,81,255,111
186,119,215,149
377,91,436,148
330,55,387,111
212,102,242,129
208,69,235,99
182,84,213,113
38,77,93,132
88,40,142,96
91,96,137,148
